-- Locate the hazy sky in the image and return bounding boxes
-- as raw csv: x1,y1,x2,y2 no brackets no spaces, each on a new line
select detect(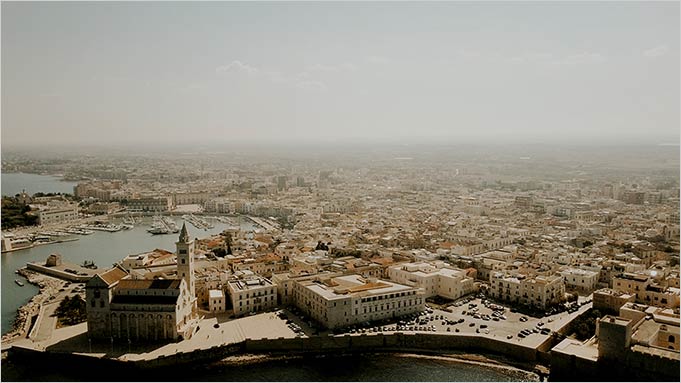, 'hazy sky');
2,1,679,147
